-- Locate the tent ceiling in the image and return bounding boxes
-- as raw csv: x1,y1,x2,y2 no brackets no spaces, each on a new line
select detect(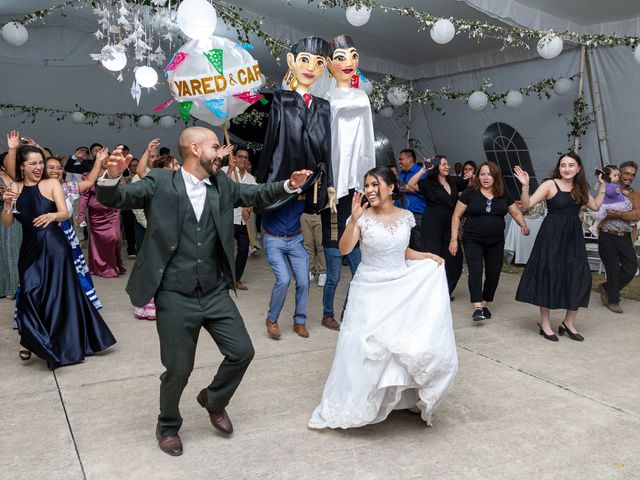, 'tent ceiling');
505,0,640,25
1,0,638,80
